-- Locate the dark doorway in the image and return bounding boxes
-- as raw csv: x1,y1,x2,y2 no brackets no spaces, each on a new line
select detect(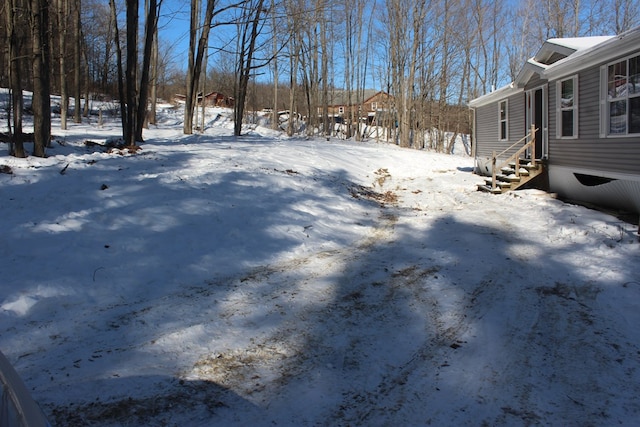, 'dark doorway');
534,88,543,159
